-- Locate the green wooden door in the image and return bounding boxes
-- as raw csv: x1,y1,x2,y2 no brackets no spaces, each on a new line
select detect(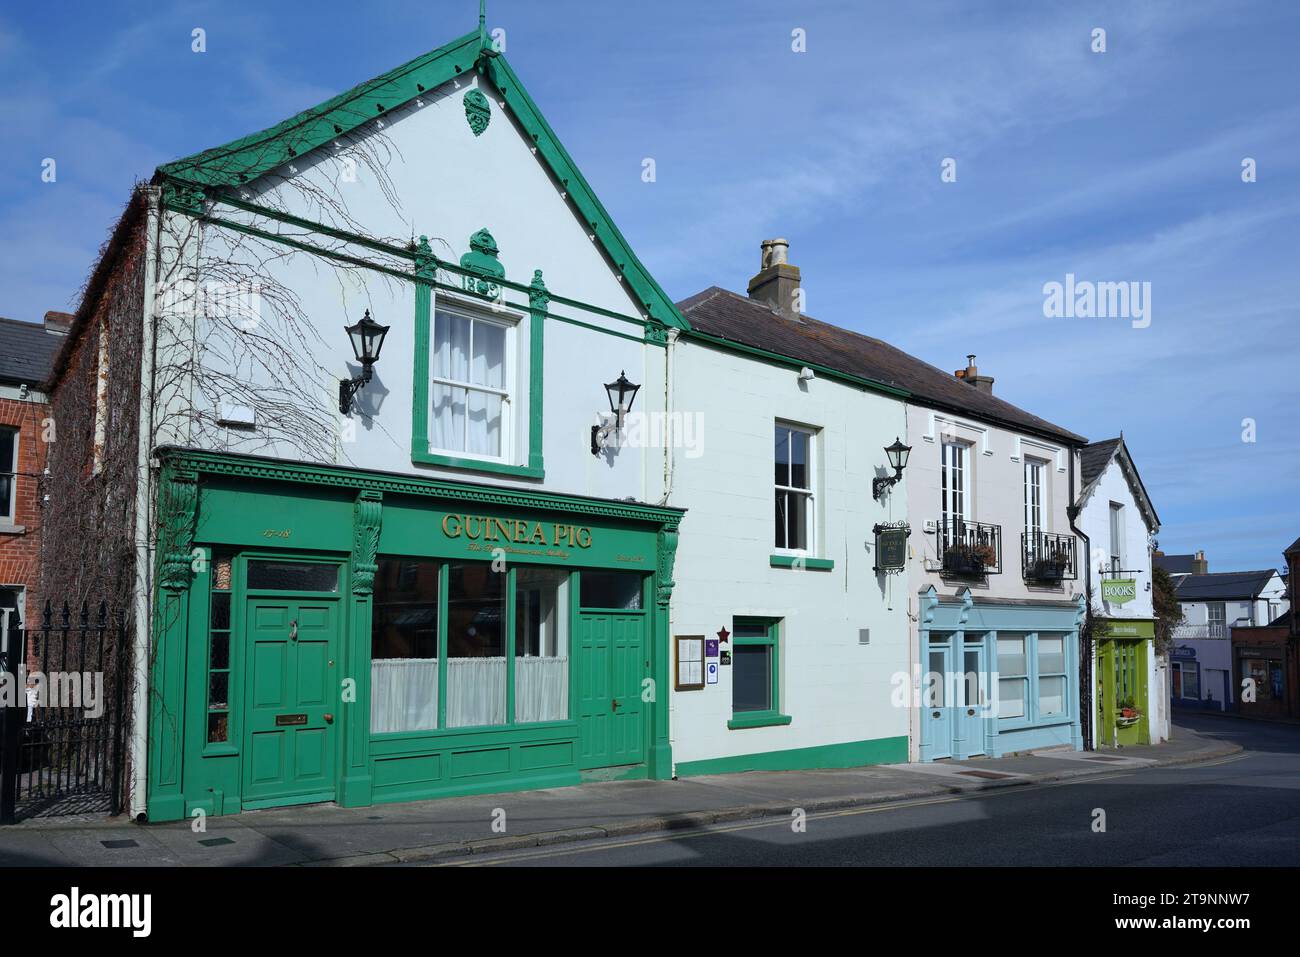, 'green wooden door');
576,612,647,770
242,598,340,807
